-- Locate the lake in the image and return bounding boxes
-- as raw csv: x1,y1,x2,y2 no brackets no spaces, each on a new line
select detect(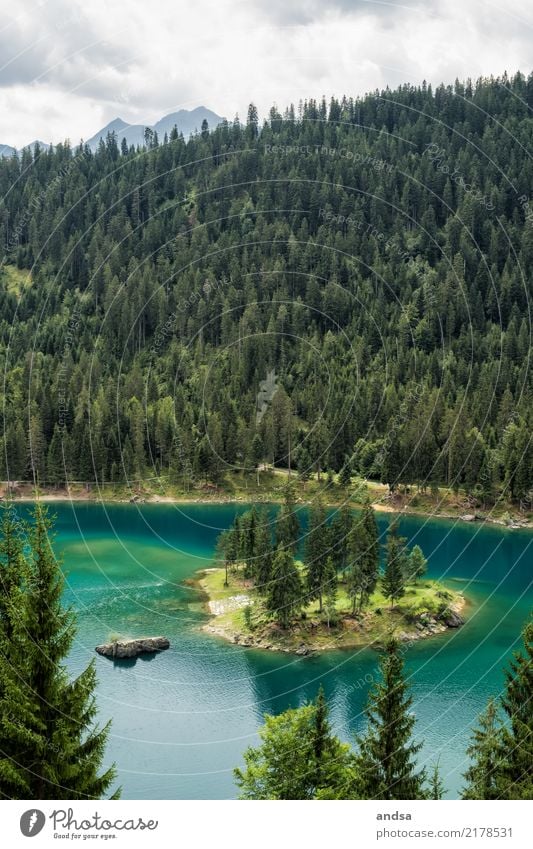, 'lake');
16,501,532,799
